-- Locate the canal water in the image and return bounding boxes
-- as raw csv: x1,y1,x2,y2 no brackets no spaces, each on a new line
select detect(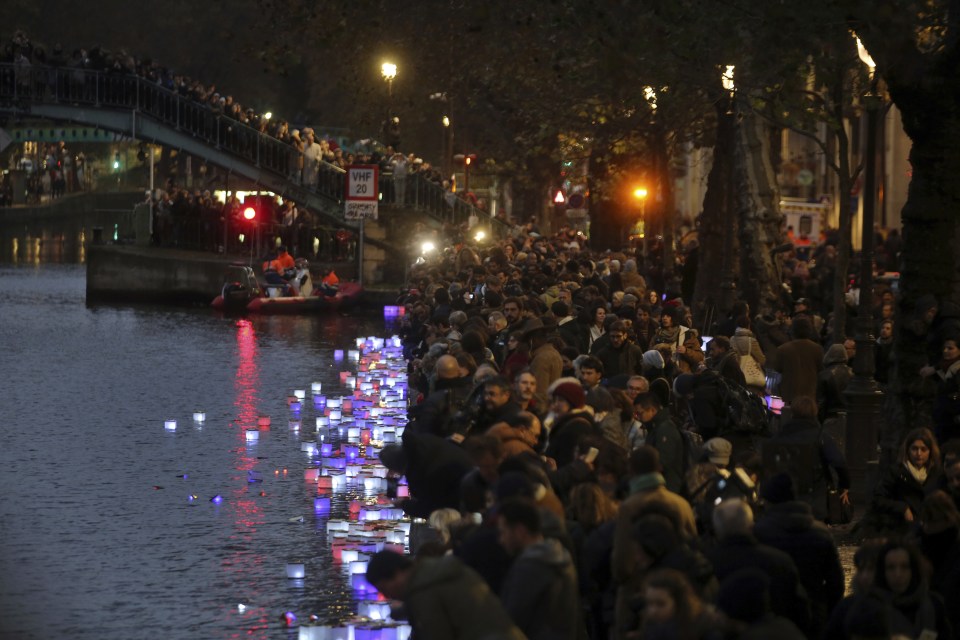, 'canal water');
0,263,386,639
